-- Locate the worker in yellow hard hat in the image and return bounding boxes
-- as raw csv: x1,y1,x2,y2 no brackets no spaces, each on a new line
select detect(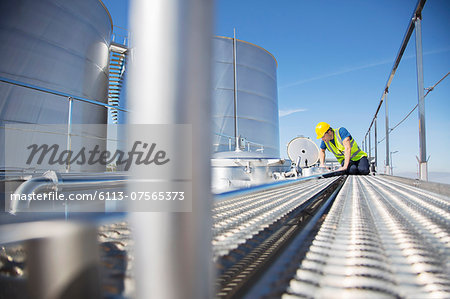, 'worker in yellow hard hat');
315,122,369,175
